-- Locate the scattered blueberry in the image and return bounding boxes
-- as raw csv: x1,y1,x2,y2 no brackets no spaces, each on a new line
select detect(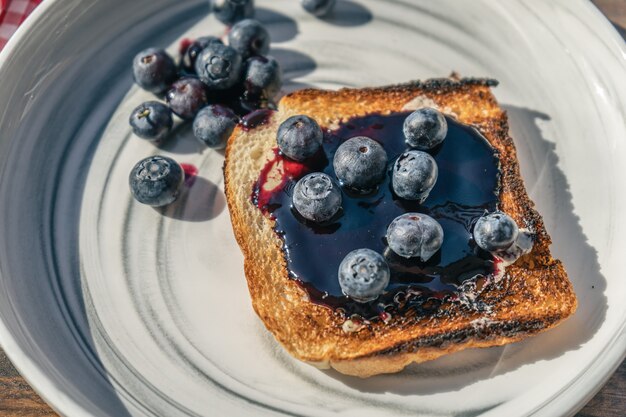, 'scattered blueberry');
129,156,184,207
132,48,177,94
193,105,239,149
228,19,270,59
333,136,388,192
245,55,282,100
180,36,223,73
392,150,438,202
165,77,209,120
276,115,323,161
403,107,448,150
292,173,342,222
301,0,336,17
210,0,255,26
473,212,519,252
195,43,243,90
129,101,173,141
338,248,390,302
386,213,444,261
